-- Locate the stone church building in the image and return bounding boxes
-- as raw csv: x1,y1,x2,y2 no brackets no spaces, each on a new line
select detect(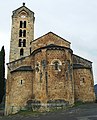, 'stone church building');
5,3,95,115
